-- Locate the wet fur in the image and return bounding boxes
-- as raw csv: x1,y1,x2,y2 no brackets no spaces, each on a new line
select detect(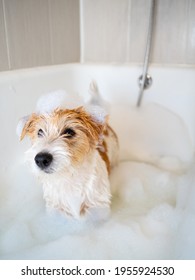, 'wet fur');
21,106,118,219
